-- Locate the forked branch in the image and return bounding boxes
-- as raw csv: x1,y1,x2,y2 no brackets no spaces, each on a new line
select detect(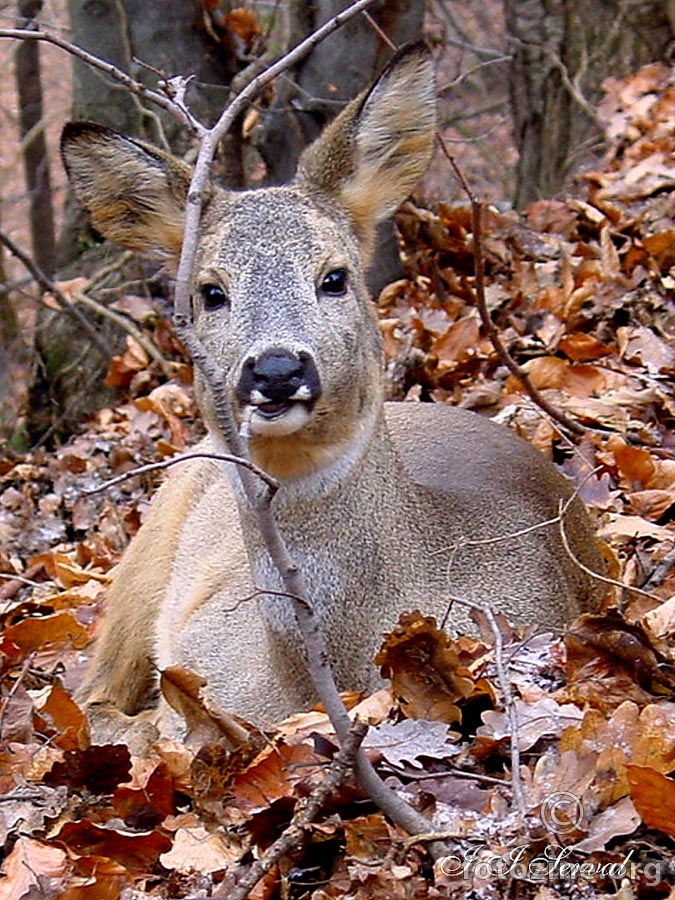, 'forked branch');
0,27,201,131
162,2,438,842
